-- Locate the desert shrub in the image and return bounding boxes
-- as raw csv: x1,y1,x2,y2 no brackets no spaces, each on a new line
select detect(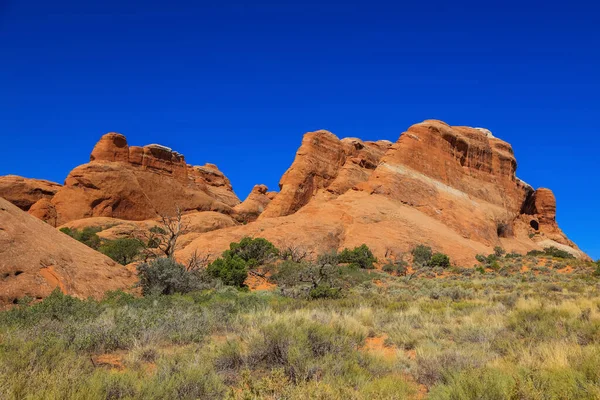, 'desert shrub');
382,259,408,275
416,348,488,386
475,254,487,263
594,261,600,277
412,245,433,267
338,244,376,269
223,237,279,267
526,249,545,257
493,246,505,257
60,226,102,250
137,257,210,296
505,251,522,259
206,255,248,287
543,246,576,259
527,247,575,259
99,238,145,265
428,367,516,400
309,284,341,299
430,253,451,268
146,226,167,248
